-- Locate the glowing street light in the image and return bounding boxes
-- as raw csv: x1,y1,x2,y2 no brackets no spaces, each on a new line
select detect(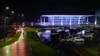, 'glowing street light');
5,6,10,10
5,17,8,19
22,14,24,17
11,11,15,14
